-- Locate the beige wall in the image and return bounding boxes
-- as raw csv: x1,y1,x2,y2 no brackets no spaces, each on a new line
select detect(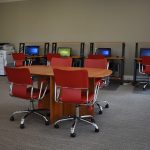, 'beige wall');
0,0,150,75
